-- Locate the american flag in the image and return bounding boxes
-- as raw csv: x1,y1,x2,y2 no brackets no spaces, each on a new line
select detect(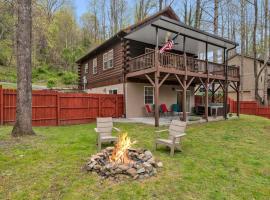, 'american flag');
159,39,174,54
